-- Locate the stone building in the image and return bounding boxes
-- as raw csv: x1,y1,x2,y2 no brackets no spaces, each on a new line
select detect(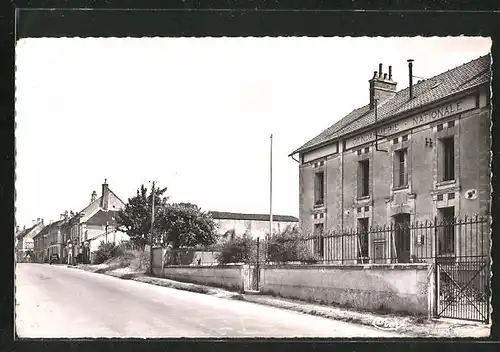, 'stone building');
15,219,44,263
62,179,126,263
290,54,491,263
209,211,299,240
33,219,64,263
